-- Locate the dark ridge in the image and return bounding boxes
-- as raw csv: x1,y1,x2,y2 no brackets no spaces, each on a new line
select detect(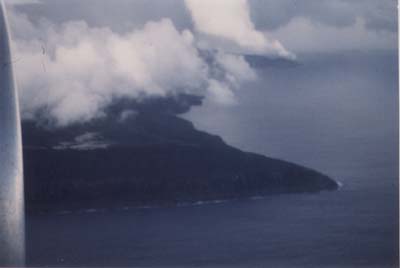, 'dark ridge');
198,49,299,70
244,55,300,69
22,95,338,212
